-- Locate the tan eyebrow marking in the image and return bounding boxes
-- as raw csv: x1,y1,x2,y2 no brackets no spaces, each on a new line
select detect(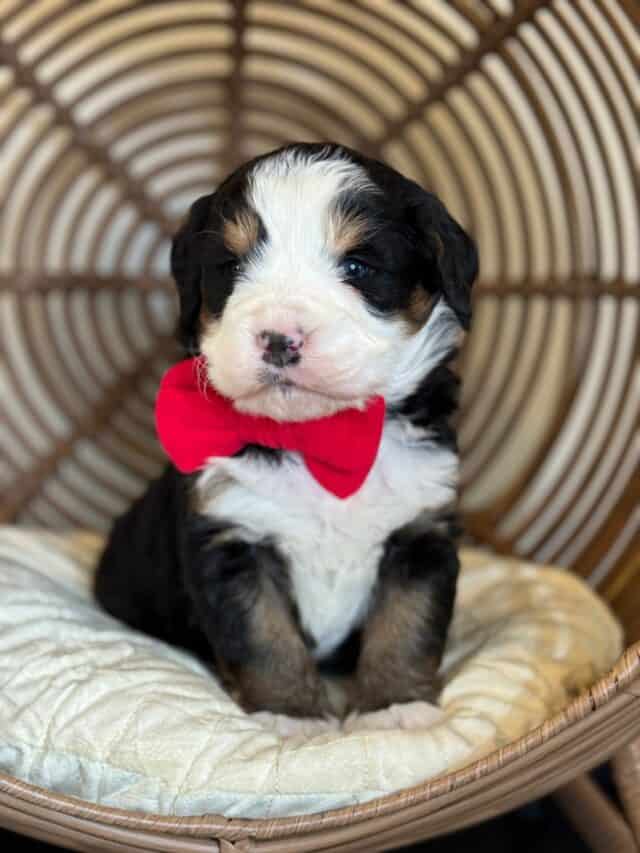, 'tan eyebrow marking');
326,207,371,256
223,209,260,256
